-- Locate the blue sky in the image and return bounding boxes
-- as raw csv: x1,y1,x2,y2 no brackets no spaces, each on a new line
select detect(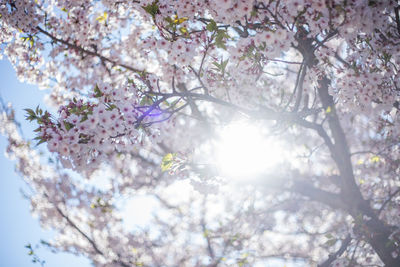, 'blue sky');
0,60,92,267
0,60,304,267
